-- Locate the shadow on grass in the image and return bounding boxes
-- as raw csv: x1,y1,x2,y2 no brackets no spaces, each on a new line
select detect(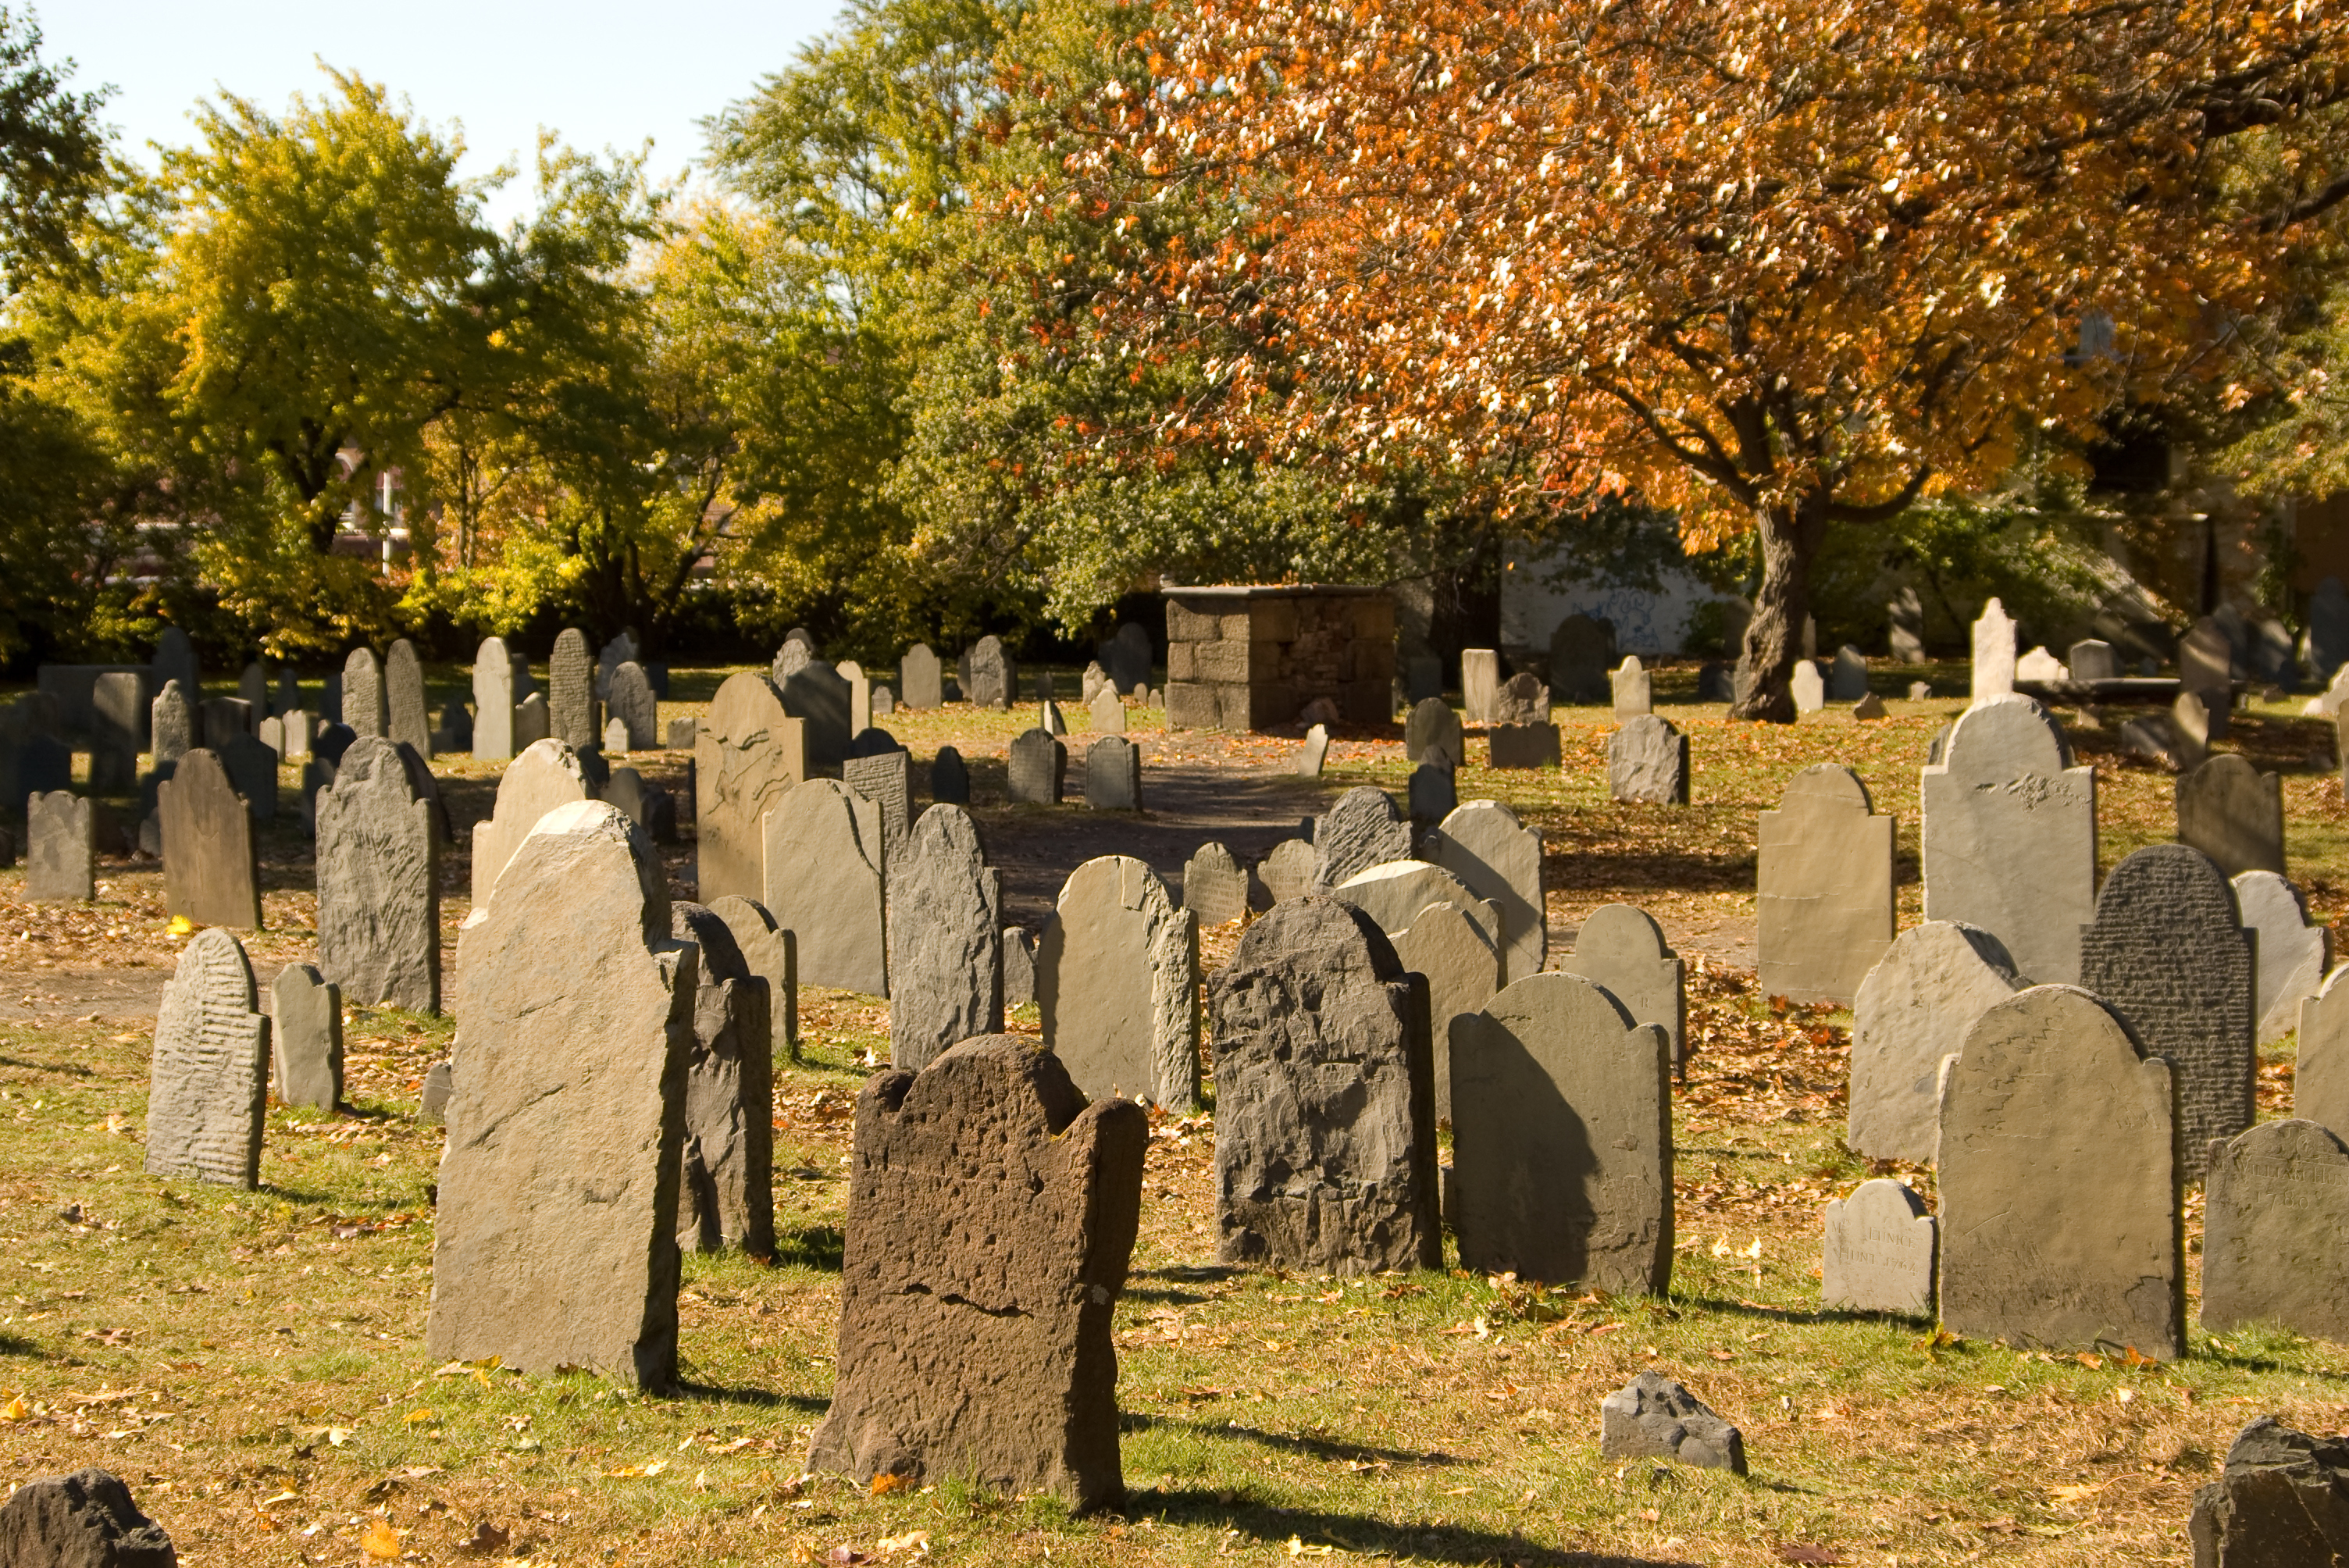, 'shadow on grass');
673,1378,827,1413
0,1055,99,1077
1123,1409,1464,1468
1134,1488,1700,1566
1673,1294,1930,1329
0,1331,43,1357
770,1224,844,1271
